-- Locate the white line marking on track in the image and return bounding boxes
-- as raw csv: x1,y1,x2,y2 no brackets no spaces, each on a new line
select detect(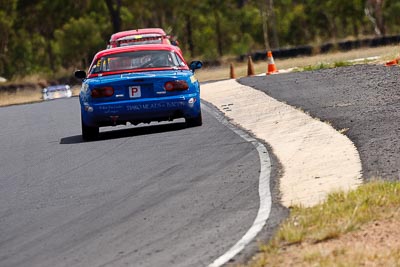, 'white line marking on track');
202,103,272,267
